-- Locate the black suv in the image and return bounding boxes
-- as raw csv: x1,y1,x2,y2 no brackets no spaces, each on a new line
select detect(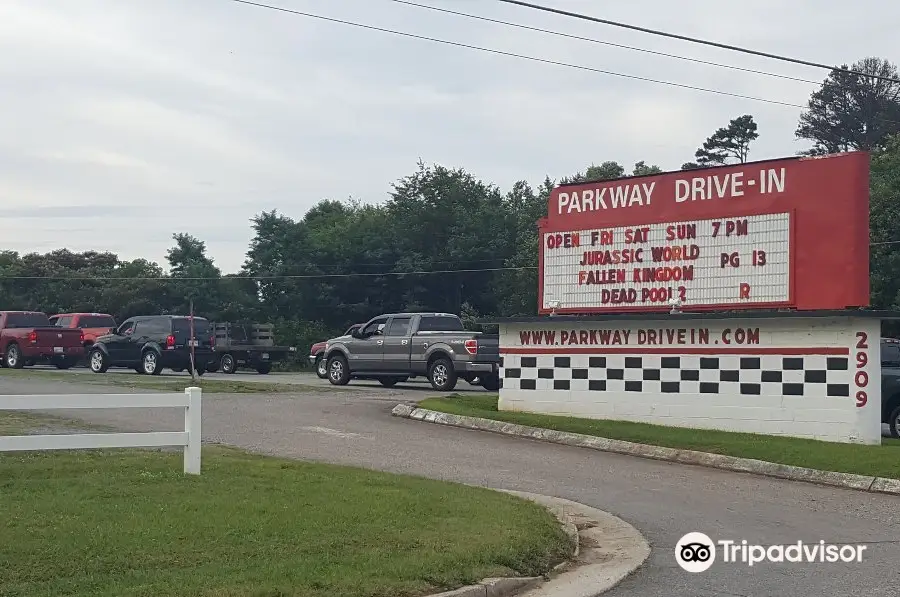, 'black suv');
881,338,900,438
88,315,213,375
